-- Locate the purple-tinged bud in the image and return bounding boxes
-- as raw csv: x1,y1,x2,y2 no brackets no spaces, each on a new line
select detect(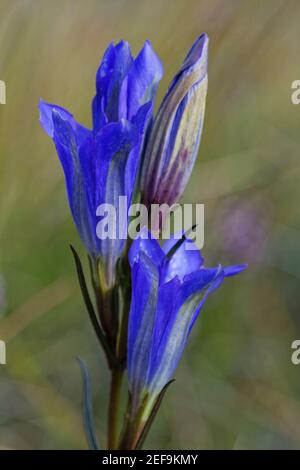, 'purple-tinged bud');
141,34,208,207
